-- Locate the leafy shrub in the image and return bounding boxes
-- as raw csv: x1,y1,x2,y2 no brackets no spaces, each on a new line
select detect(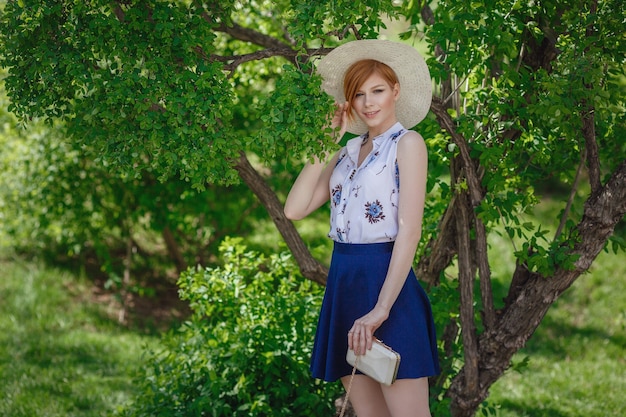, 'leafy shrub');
118,238,342,417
